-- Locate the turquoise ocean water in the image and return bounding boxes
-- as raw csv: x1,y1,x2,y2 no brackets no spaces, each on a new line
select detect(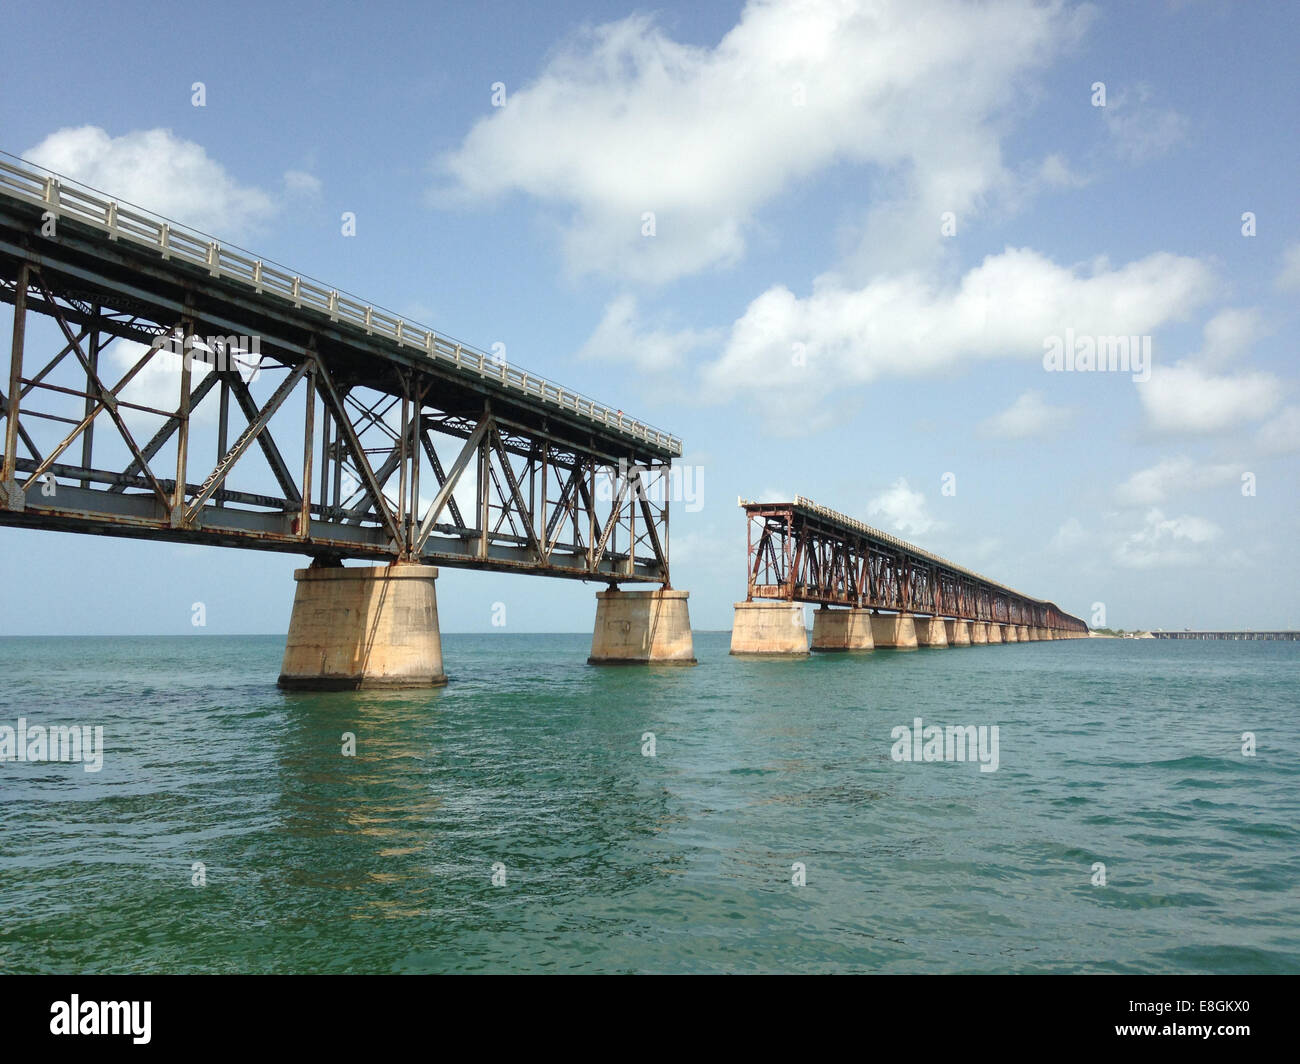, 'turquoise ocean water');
0,632,1296,974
